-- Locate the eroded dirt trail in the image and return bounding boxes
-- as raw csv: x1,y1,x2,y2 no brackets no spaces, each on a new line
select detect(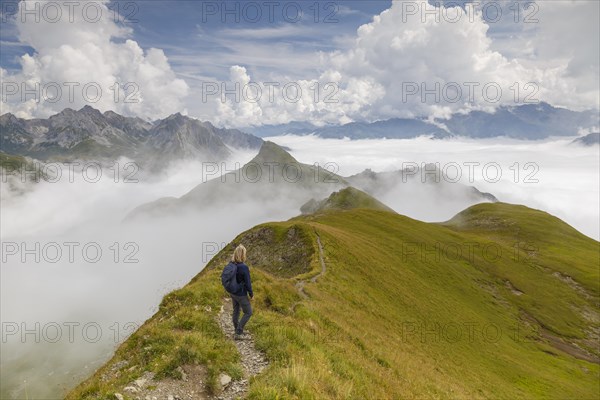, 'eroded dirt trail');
293,230,327,309
214,298,269,400
215,229,327,398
